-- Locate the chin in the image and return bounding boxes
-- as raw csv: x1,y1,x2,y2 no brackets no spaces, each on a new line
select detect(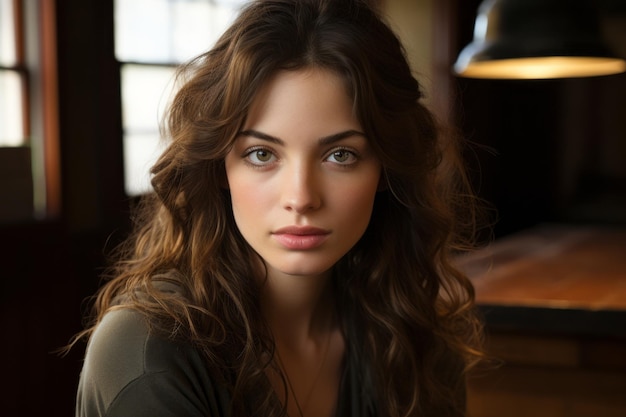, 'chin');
269,259,336,278
278,267,332,278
